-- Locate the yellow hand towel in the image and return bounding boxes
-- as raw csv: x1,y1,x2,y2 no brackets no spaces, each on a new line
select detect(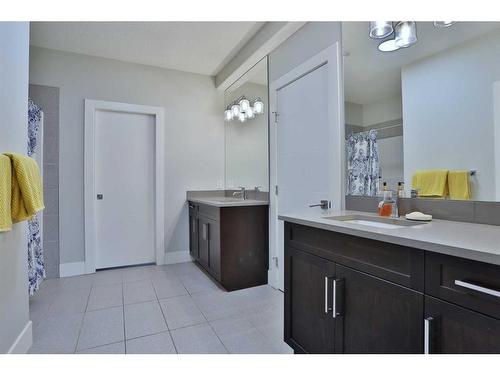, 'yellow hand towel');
4,153,45,223
0,155,12,232
448,170,471,200
412,169,449,198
